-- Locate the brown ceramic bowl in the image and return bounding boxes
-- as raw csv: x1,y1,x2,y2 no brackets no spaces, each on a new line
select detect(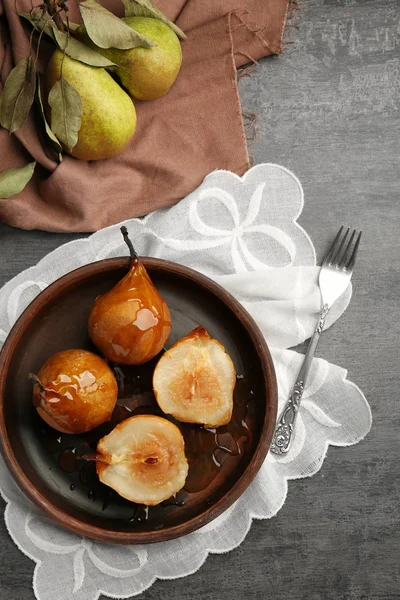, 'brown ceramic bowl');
0,258,277,544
